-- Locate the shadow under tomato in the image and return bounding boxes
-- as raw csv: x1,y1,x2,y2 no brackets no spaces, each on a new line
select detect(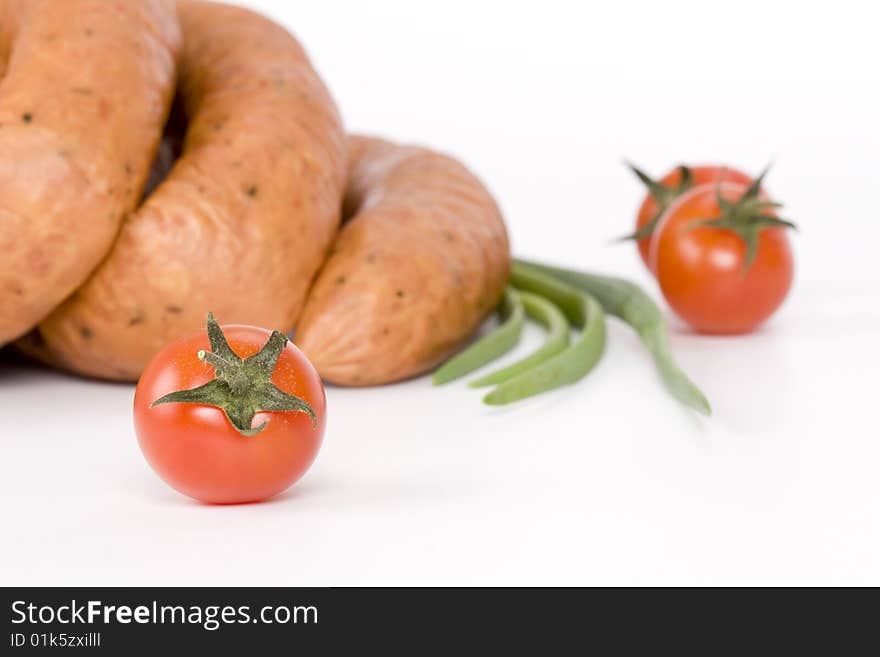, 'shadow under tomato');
144,480,322,508
145,474,475,512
